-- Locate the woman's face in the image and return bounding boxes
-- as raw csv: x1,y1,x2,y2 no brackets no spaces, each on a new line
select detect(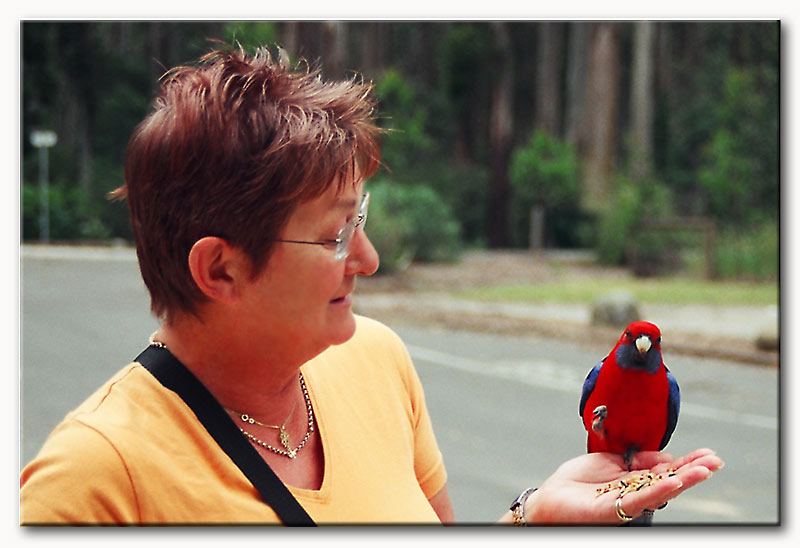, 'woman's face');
237,178,379,361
